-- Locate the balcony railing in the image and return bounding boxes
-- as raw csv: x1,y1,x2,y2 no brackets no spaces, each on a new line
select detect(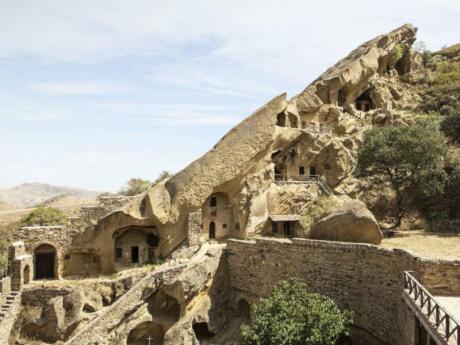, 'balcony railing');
302,124,334,134
404,271,460,345
274,175,332,195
